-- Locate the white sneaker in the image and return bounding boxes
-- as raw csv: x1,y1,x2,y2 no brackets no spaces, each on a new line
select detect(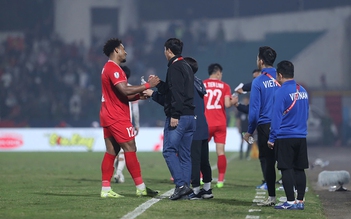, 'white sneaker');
113,173,125,183
257,197,276,206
